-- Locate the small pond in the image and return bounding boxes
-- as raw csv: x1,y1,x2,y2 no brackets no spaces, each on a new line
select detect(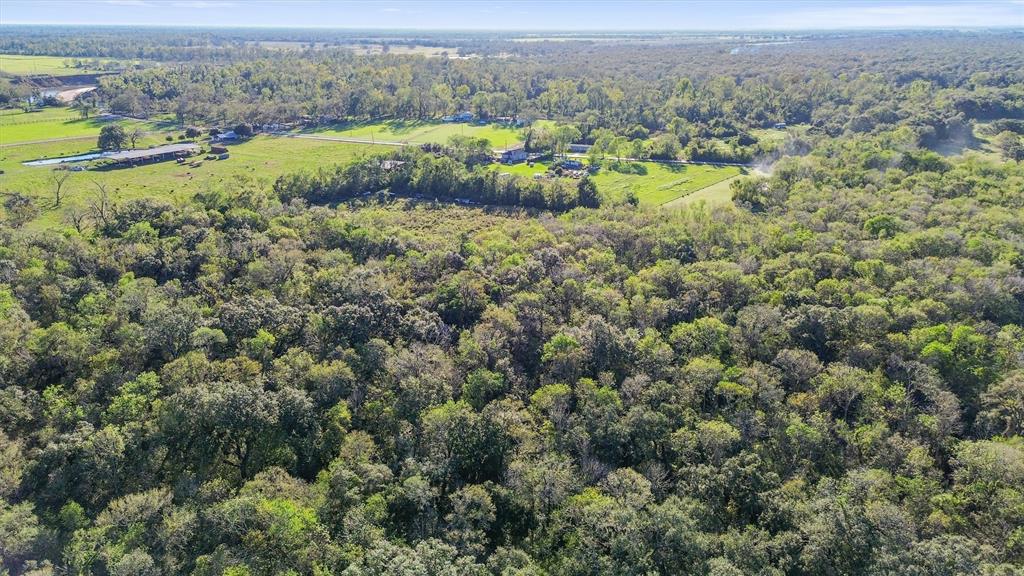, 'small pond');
23,151,110,166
